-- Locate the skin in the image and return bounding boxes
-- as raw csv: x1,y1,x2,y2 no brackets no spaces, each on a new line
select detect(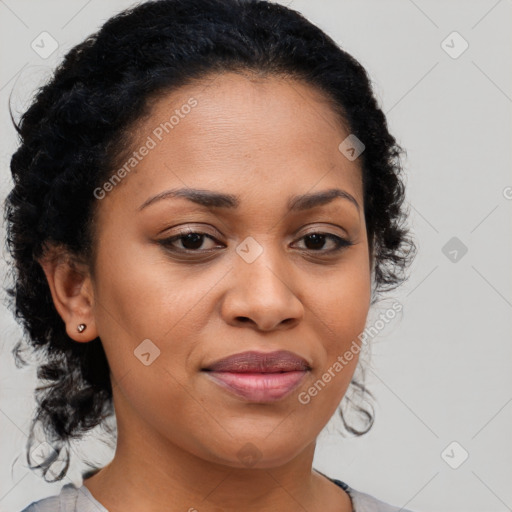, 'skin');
39,72,372,512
